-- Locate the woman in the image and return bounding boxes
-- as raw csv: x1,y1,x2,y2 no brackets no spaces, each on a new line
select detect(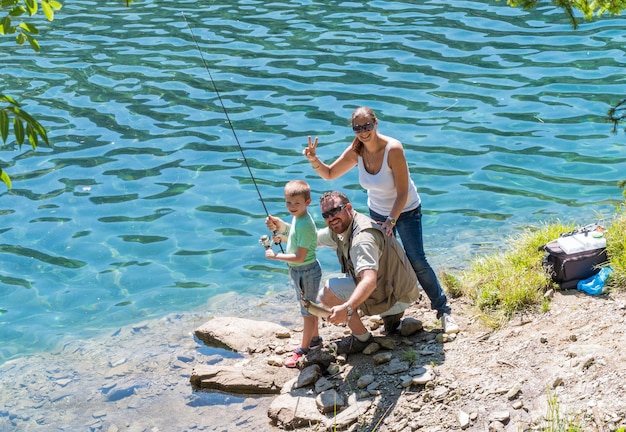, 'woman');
303,106,459,334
